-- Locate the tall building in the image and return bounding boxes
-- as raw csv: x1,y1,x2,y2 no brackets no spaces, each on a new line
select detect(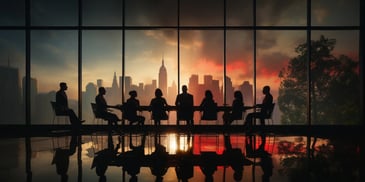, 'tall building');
0,66,22,123
158,58,167,96
239,81,253,106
